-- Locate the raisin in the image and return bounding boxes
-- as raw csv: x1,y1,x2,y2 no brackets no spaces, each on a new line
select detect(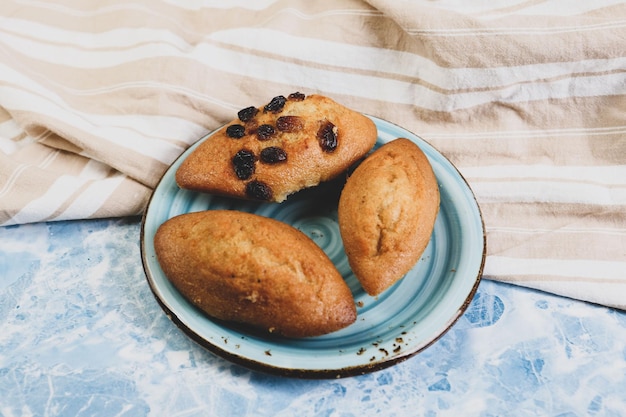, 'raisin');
260,147,287,164
232,149,256,180
256,124,275,140
226,124,246,139
246,180,273,201
237,106,258,122
288,92,305,101
317,121,338,152
264,95,286,113
276,115,304,132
